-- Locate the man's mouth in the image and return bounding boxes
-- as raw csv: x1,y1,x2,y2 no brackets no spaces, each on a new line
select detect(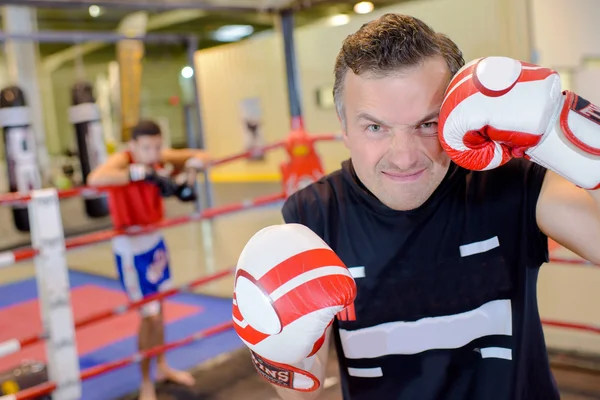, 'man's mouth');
381,169,426,182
